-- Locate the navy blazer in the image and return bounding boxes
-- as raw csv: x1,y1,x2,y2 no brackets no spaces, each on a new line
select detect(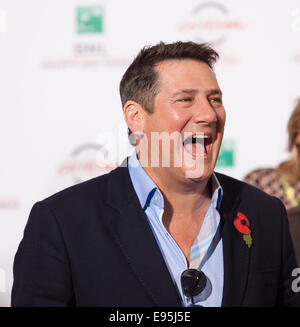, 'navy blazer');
11,165,300,306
